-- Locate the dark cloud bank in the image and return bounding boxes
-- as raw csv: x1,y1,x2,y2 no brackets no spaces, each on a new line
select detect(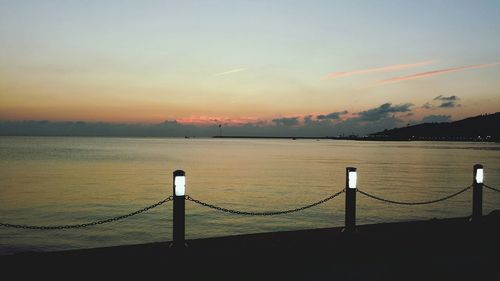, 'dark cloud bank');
0,103,455,137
